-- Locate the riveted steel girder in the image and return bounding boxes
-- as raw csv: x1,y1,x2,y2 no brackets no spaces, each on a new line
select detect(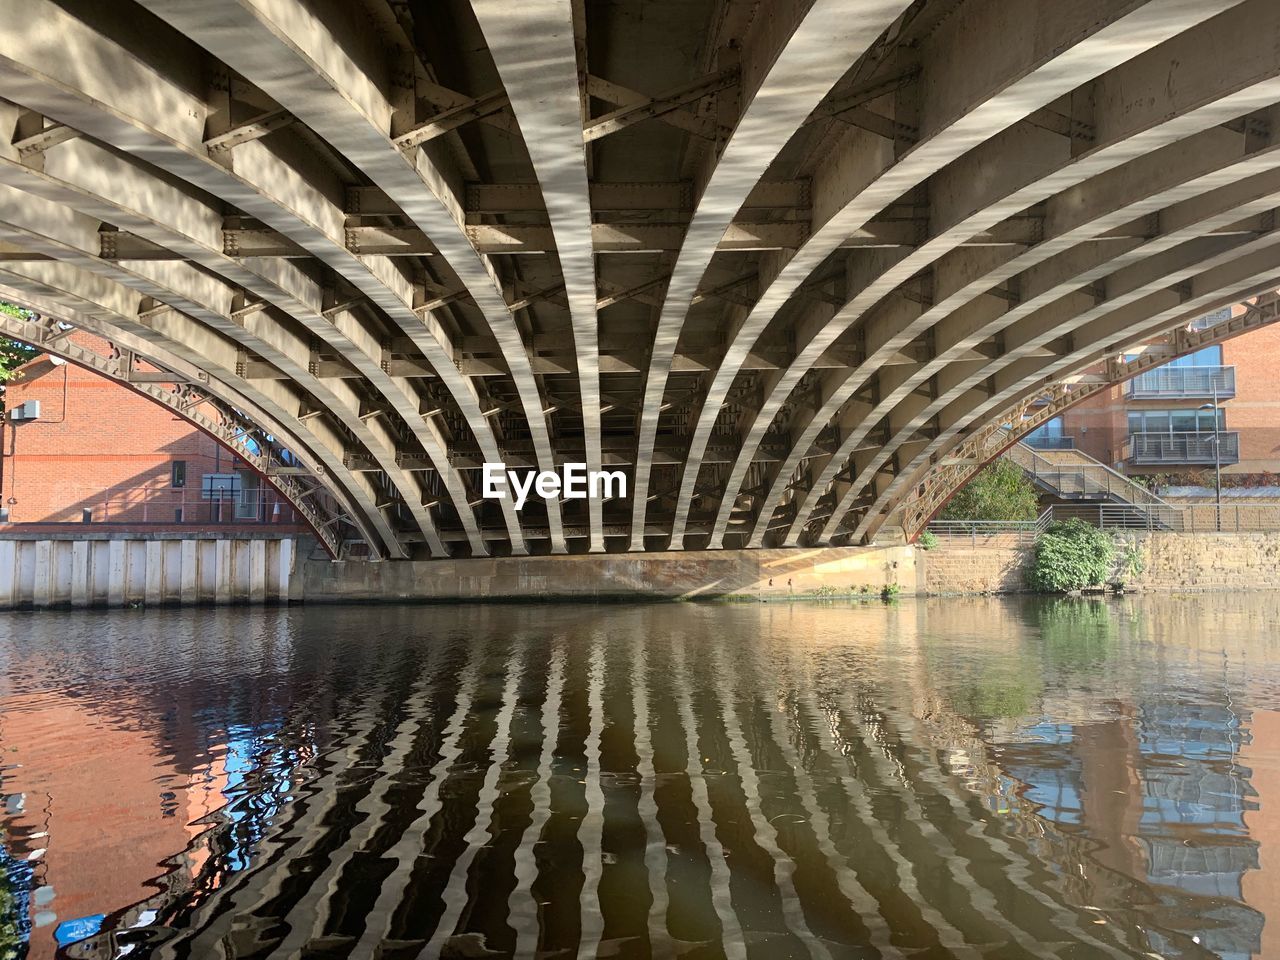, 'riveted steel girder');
670,0,1254,549
693,0,1278,550
0,0,1276,558
773,124,1280,547
847,248,1280,543
0,281,390,558
628,0,914,550
133,0,555,553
